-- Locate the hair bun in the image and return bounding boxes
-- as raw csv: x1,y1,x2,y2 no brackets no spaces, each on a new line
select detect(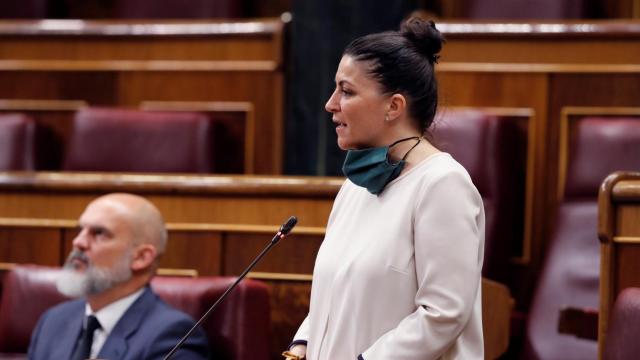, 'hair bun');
400,18,444,63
